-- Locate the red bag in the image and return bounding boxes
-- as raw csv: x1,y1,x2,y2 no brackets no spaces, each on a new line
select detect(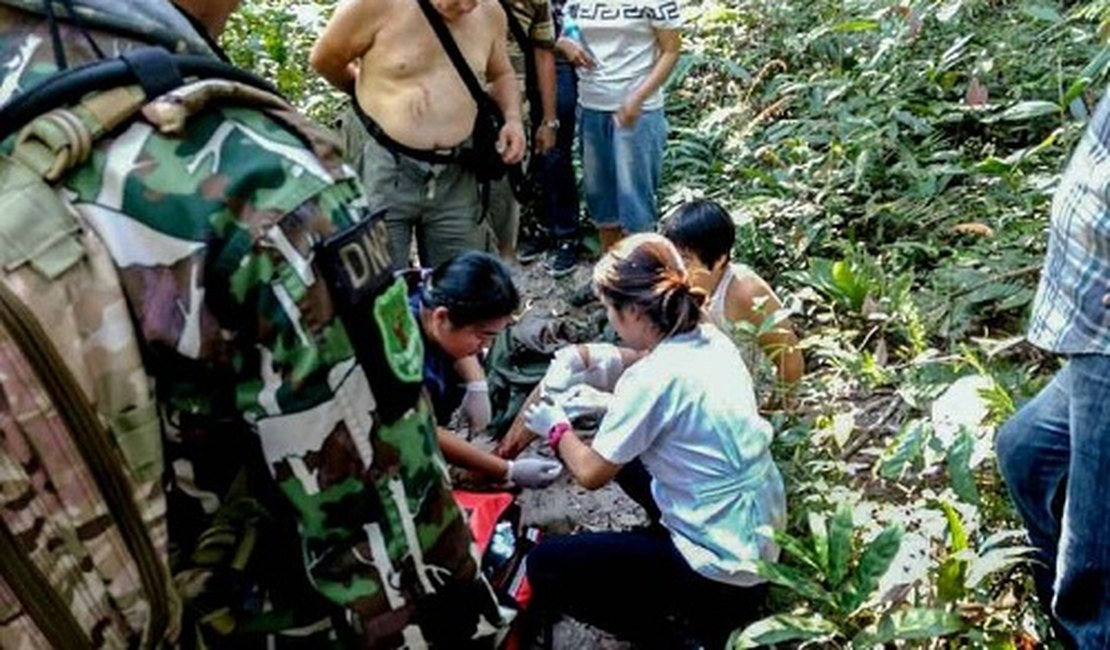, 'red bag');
454,490,541,648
